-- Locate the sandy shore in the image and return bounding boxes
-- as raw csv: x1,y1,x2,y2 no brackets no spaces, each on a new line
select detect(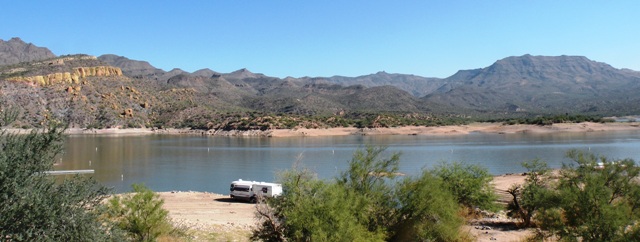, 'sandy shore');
79,122,640,137
4,121,636,137
159,173,531,241
270,122,640,137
